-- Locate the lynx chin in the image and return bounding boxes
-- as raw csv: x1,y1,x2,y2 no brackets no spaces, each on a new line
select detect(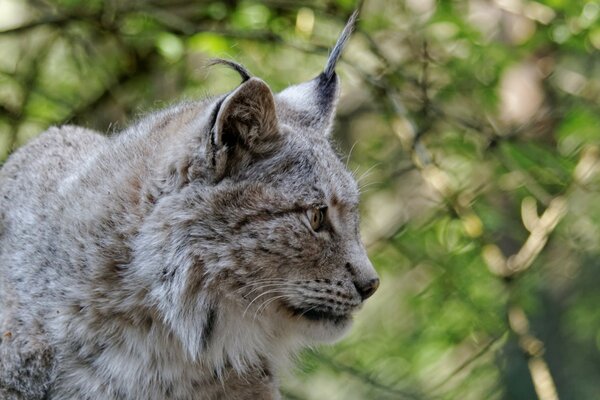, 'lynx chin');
0,10,379,400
